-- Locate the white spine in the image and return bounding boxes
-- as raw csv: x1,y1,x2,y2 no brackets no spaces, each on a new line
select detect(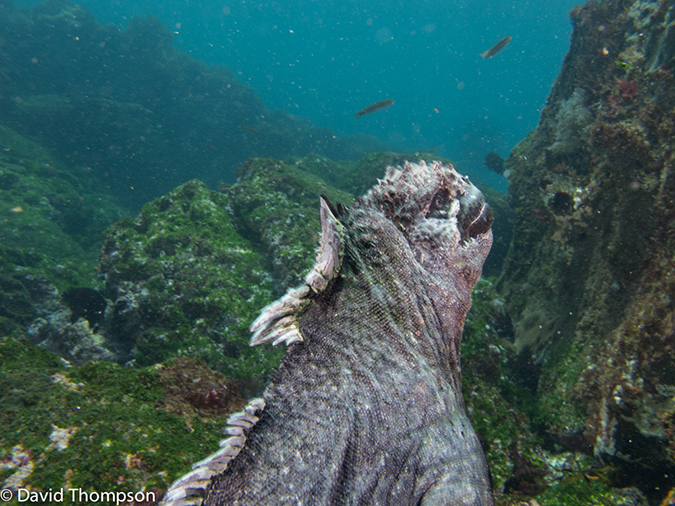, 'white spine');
159,397,266,506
